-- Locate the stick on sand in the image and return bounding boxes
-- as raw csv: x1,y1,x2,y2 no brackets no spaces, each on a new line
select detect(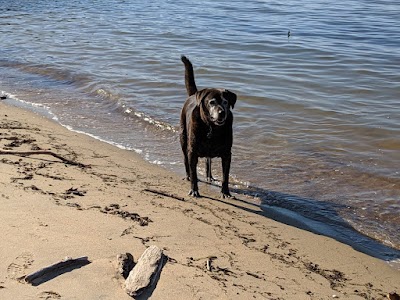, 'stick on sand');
24,256,91,285
0,150,87,167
